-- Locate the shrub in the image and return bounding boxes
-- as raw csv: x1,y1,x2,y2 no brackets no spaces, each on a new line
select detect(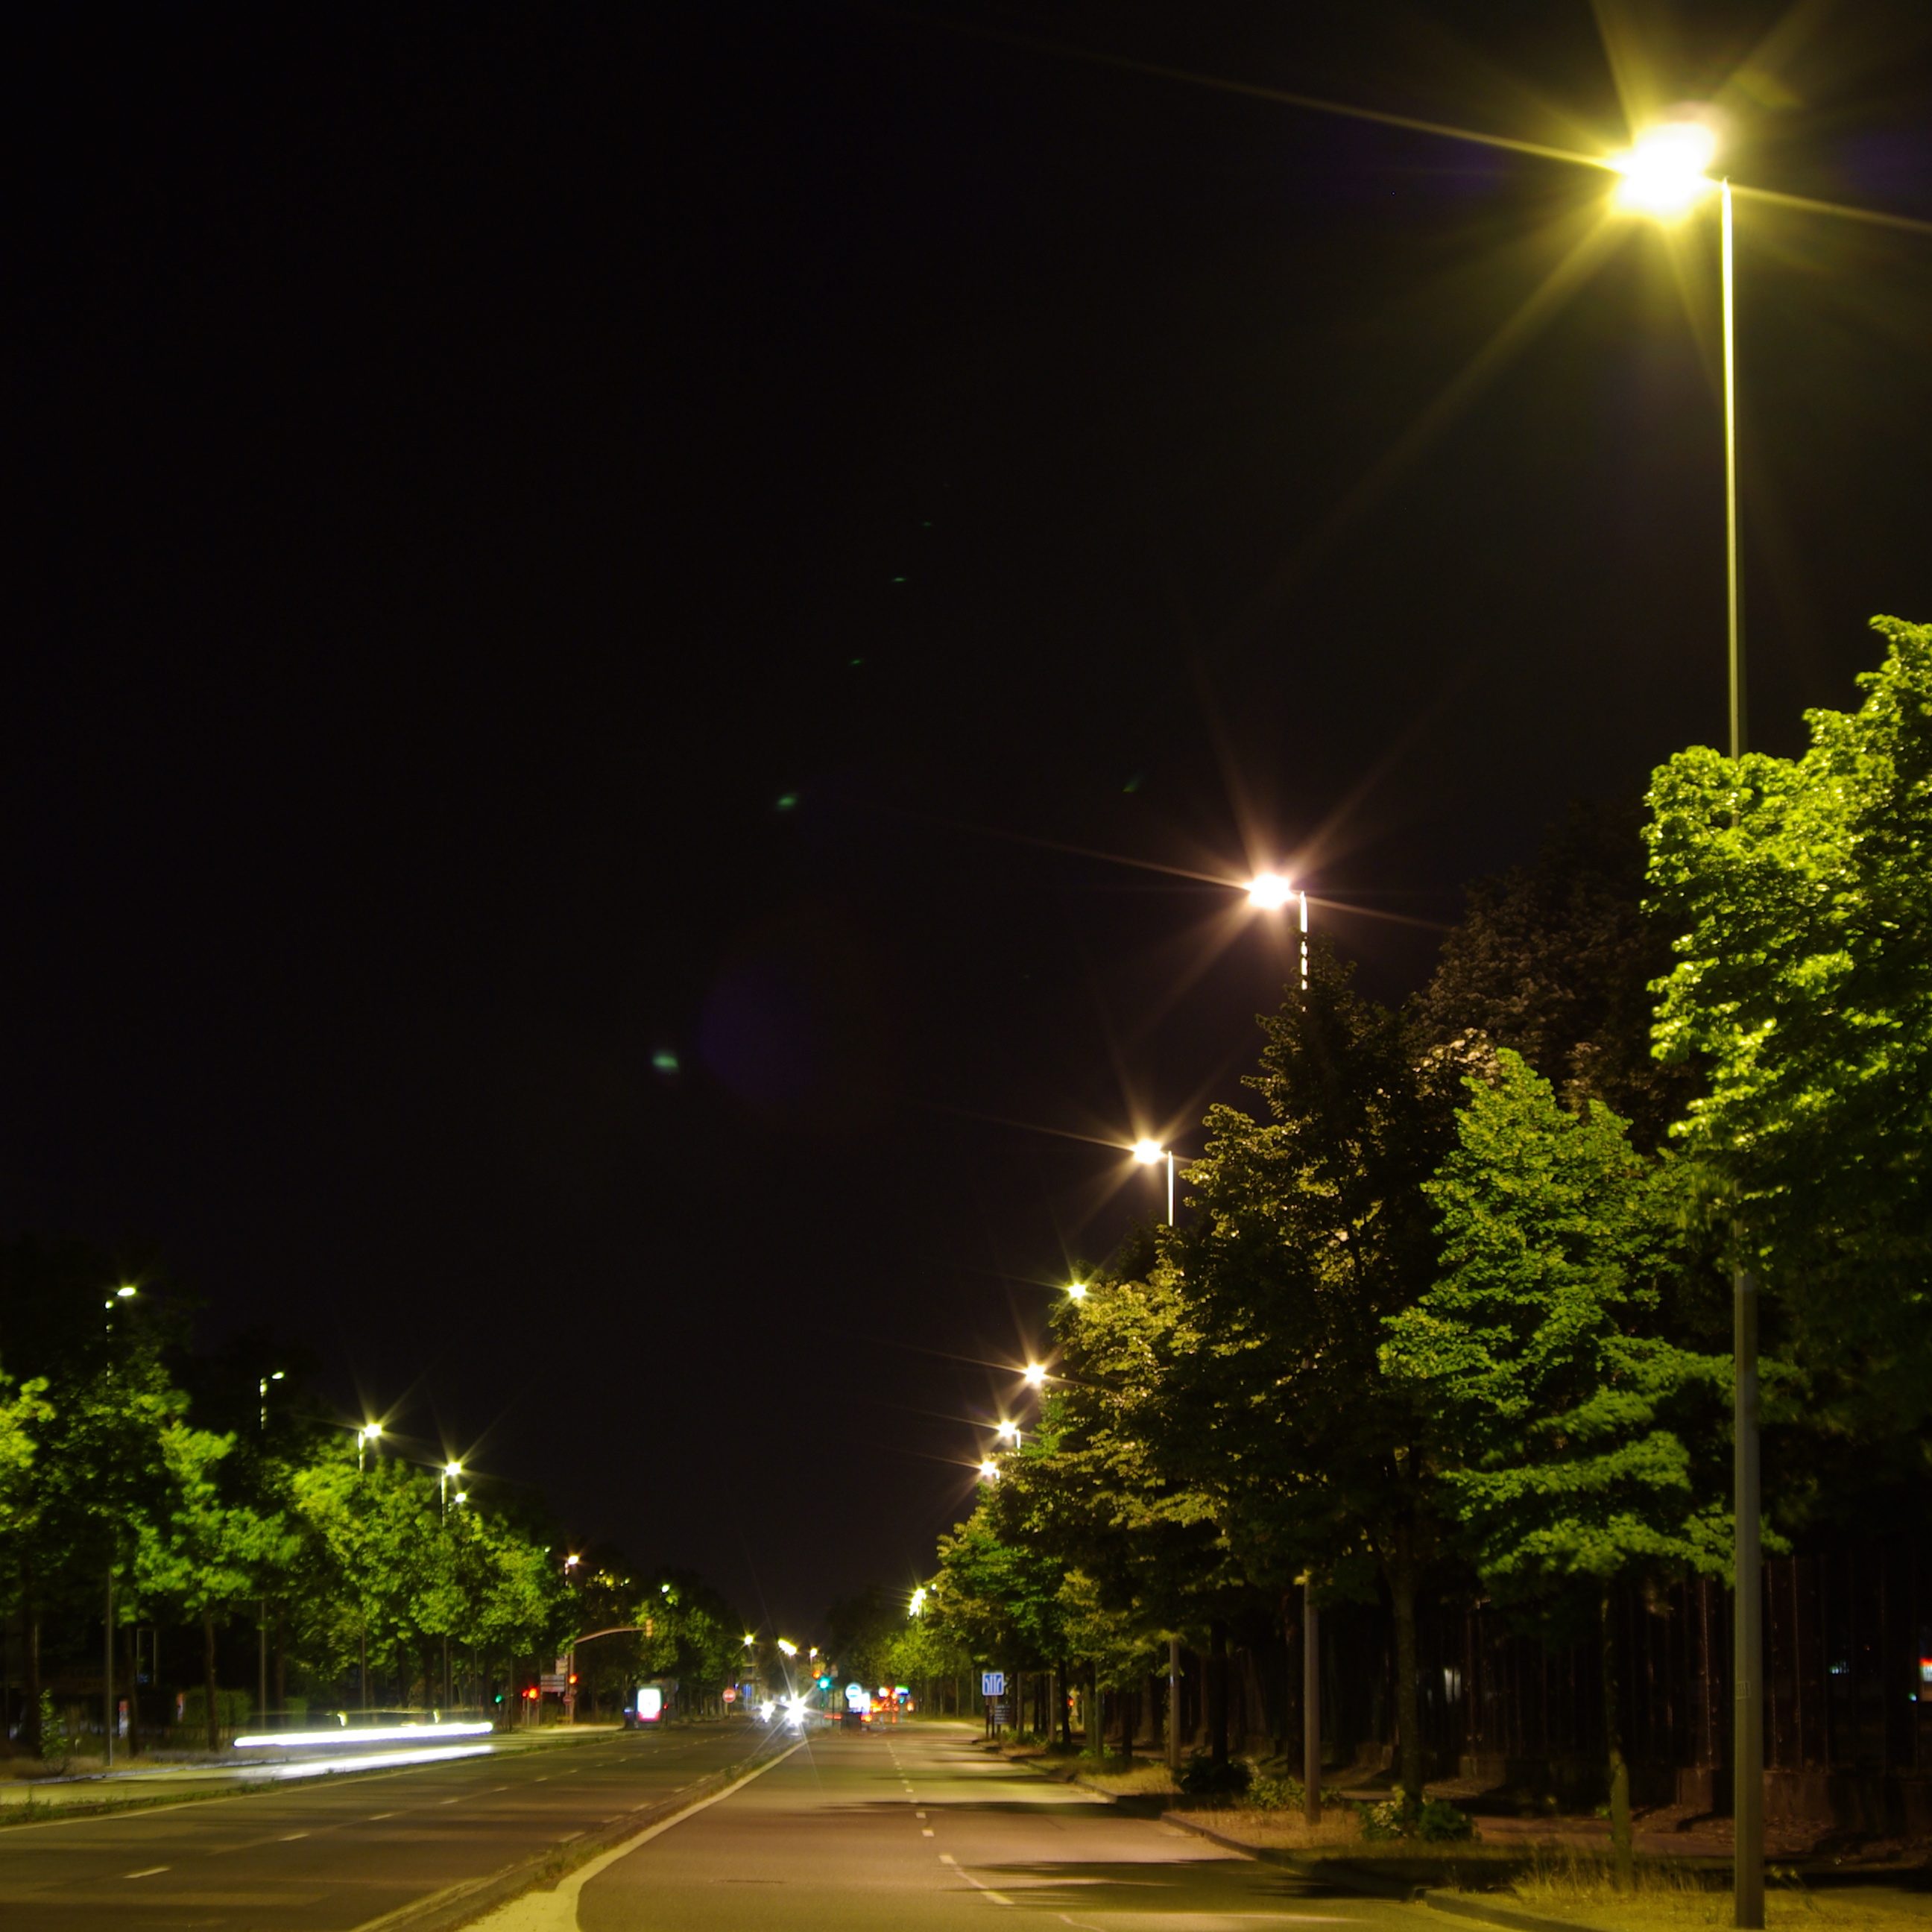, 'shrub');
36,1691,69,1770
1177,1751,1252,1801
1417,1799,1476,1843
1246,1772,1346,1811
1247,1772,1303,1810
1360,1796,1476,1843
